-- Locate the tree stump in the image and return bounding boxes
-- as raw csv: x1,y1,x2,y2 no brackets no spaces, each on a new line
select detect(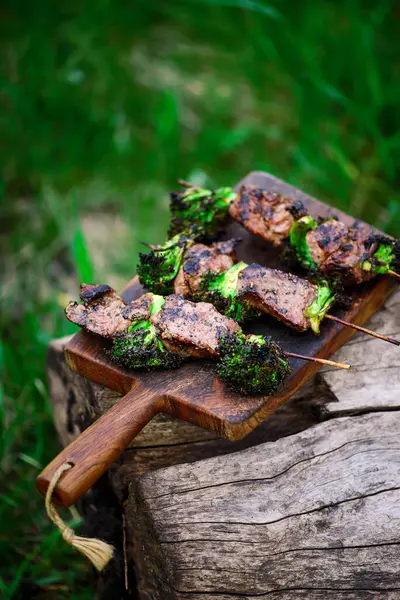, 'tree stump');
47,290,400,599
